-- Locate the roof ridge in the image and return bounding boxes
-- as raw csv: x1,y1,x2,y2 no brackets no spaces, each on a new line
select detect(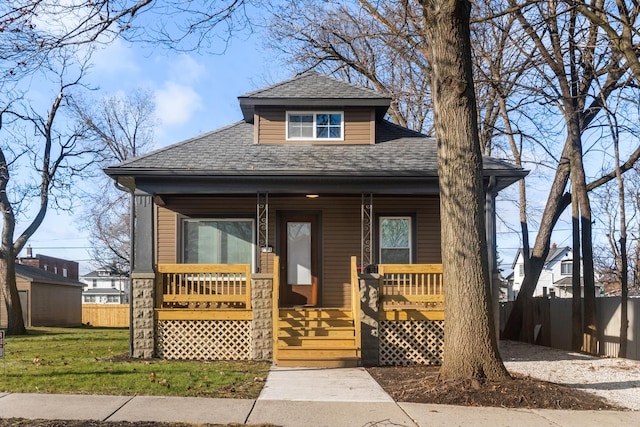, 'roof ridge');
239,72,388,99
239,72,317,98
